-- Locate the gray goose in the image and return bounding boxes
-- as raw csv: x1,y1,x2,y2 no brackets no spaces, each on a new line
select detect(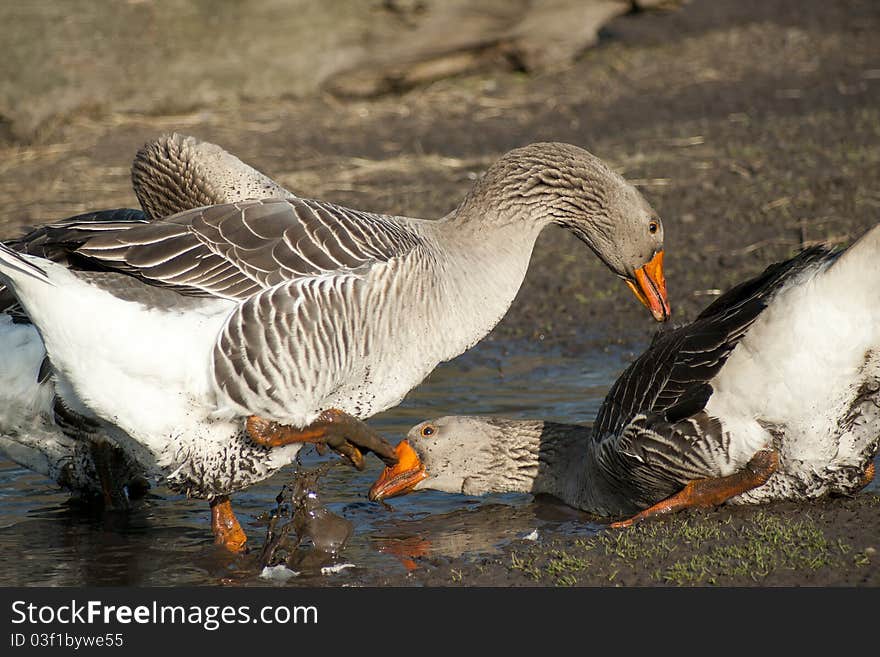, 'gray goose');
371,225,880,524
0,142,669,550
0,133,296,507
